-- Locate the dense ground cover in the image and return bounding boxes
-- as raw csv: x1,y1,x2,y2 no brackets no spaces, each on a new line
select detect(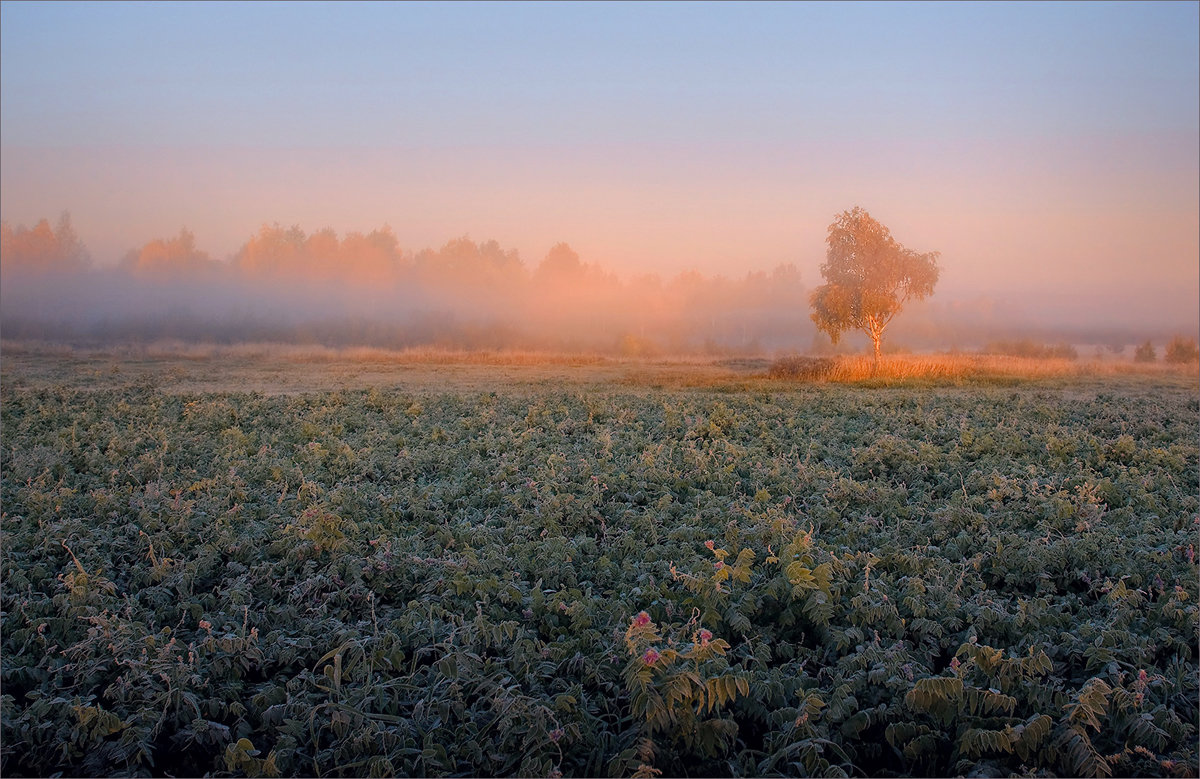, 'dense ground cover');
1,358,1197,777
